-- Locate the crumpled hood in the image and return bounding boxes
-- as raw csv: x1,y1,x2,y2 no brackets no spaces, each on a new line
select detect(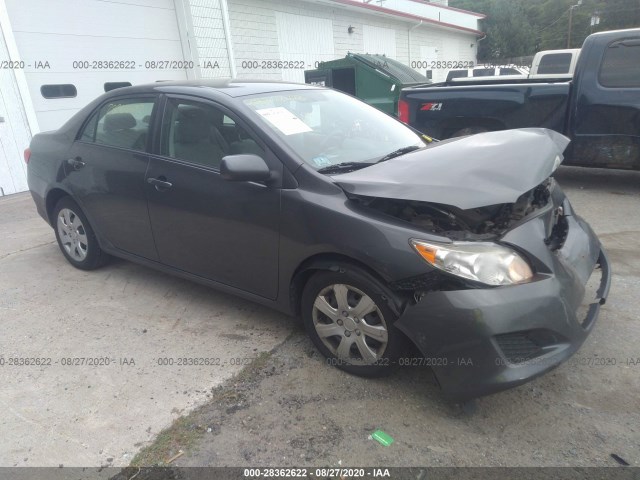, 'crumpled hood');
335,128,570,209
